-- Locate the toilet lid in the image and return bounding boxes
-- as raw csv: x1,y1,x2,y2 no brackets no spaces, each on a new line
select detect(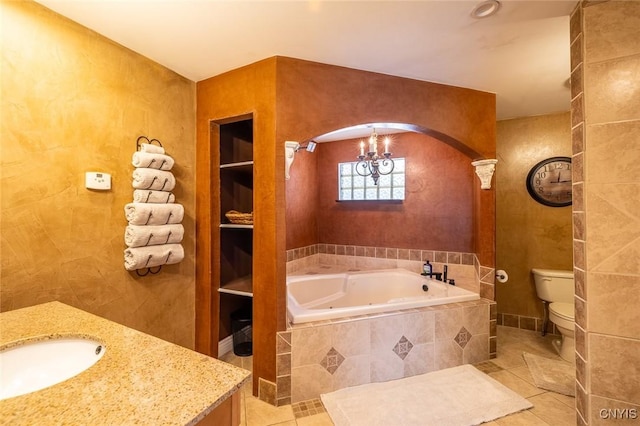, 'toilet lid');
549,302,574,320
